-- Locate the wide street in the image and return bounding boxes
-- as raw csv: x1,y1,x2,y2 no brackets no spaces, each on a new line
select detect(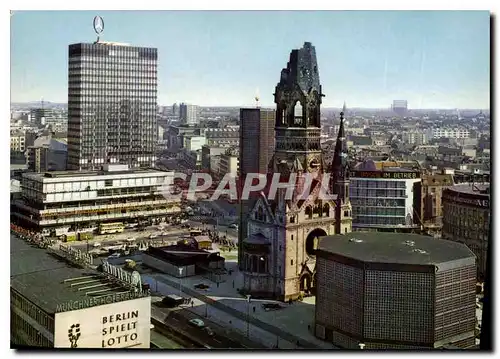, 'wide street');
152,301,259,349
65,226,187,251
